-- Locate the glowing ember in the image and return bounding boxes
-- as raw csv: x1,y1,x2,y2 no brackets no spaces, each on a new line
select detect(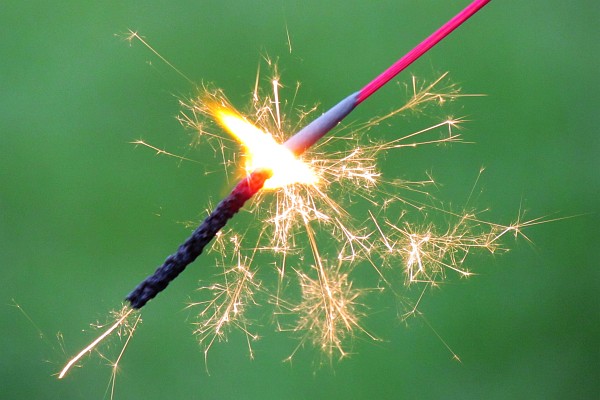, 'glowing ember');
208,102,317,189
